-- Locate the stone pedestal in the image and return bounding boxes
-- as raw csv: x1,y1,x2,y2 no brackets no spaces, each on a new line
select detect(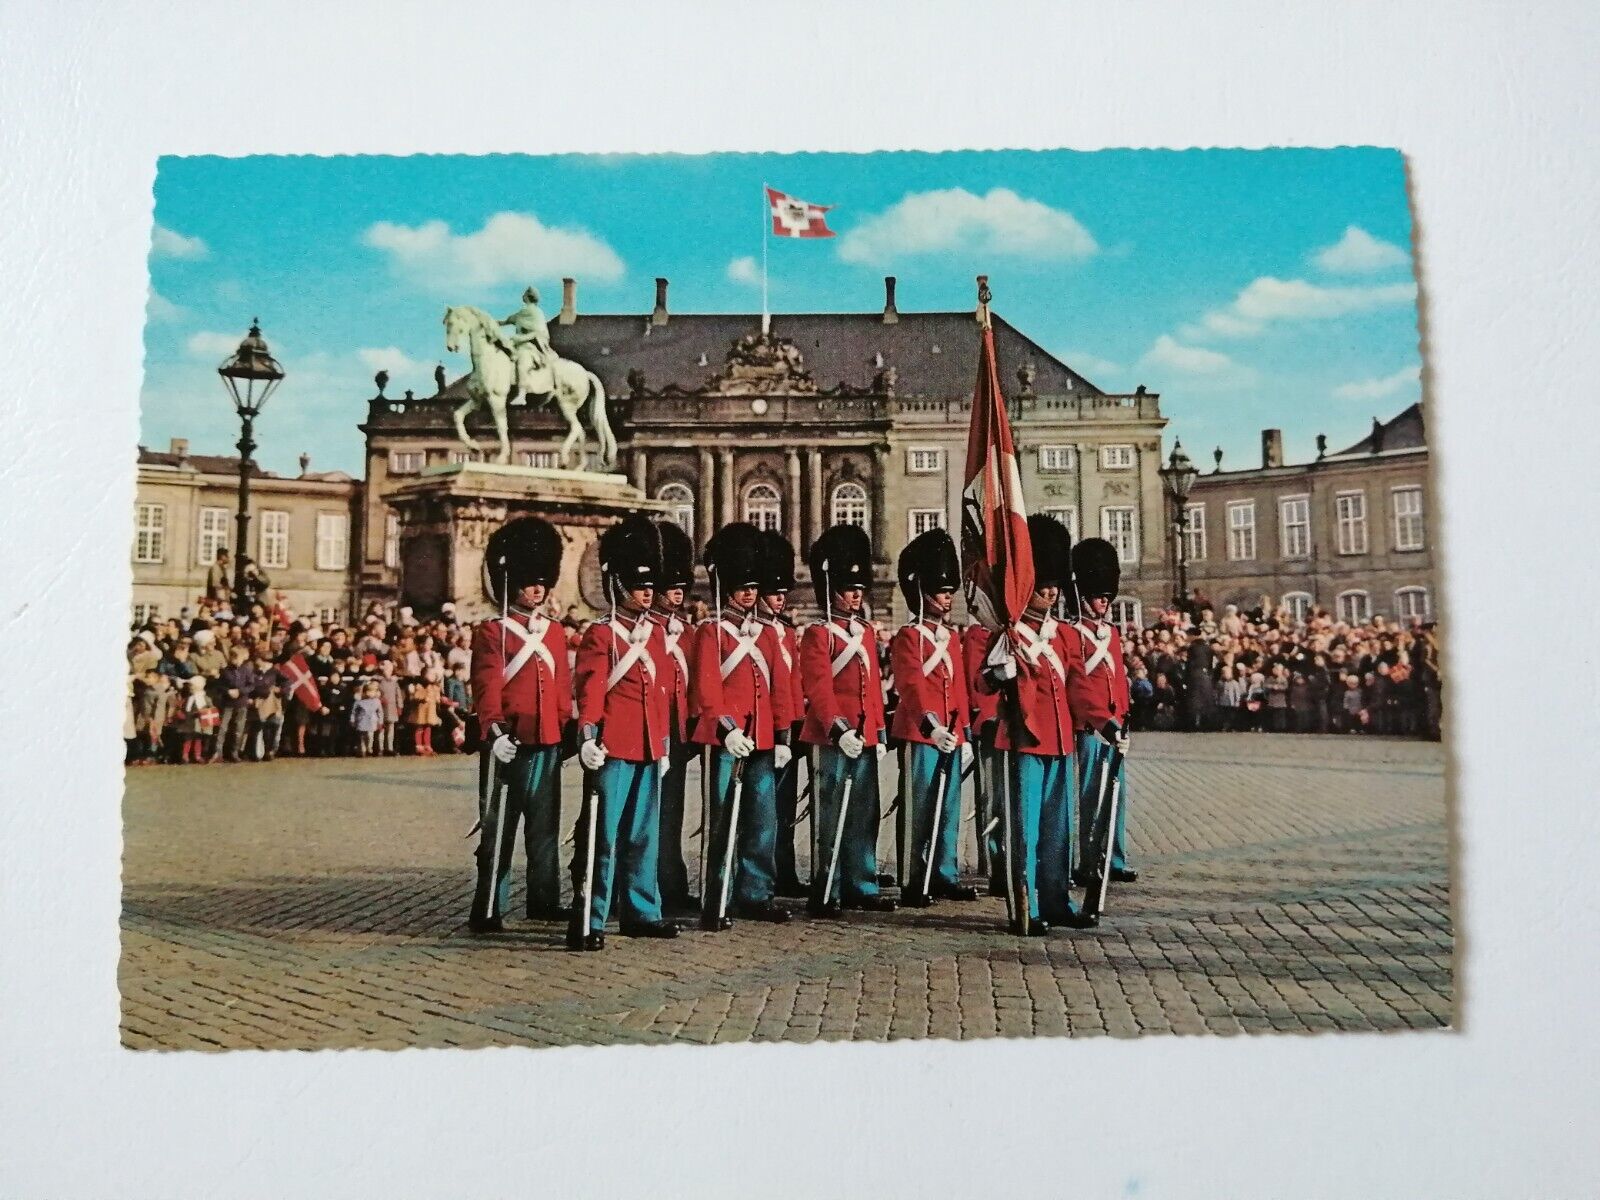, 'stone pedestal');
386,462,671,622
